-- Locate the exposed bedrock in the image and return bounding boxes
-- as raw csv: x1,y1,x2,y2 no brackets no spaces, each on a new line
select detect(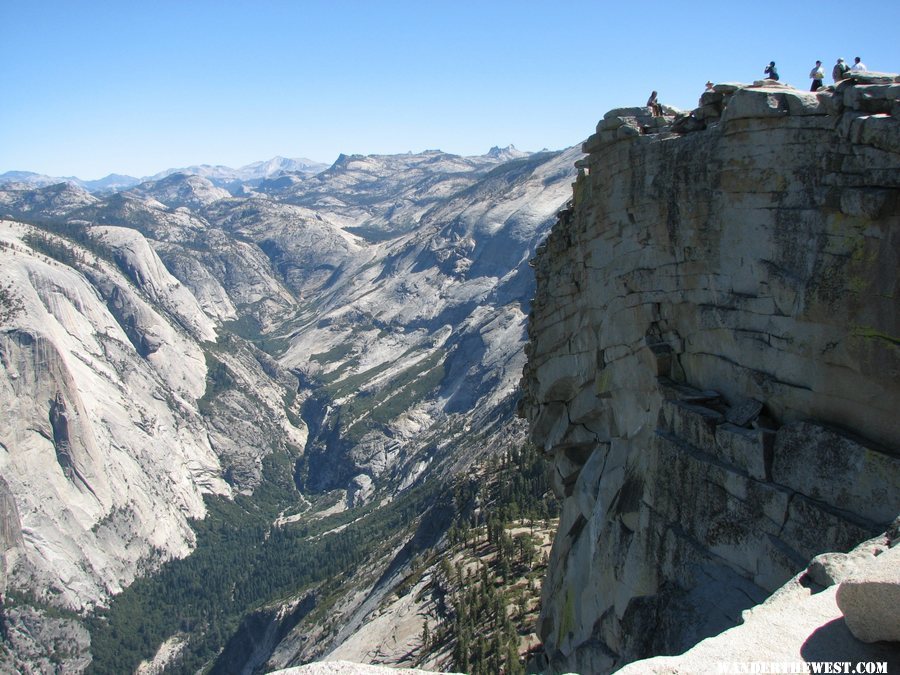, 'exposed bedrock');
520,75,900,673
